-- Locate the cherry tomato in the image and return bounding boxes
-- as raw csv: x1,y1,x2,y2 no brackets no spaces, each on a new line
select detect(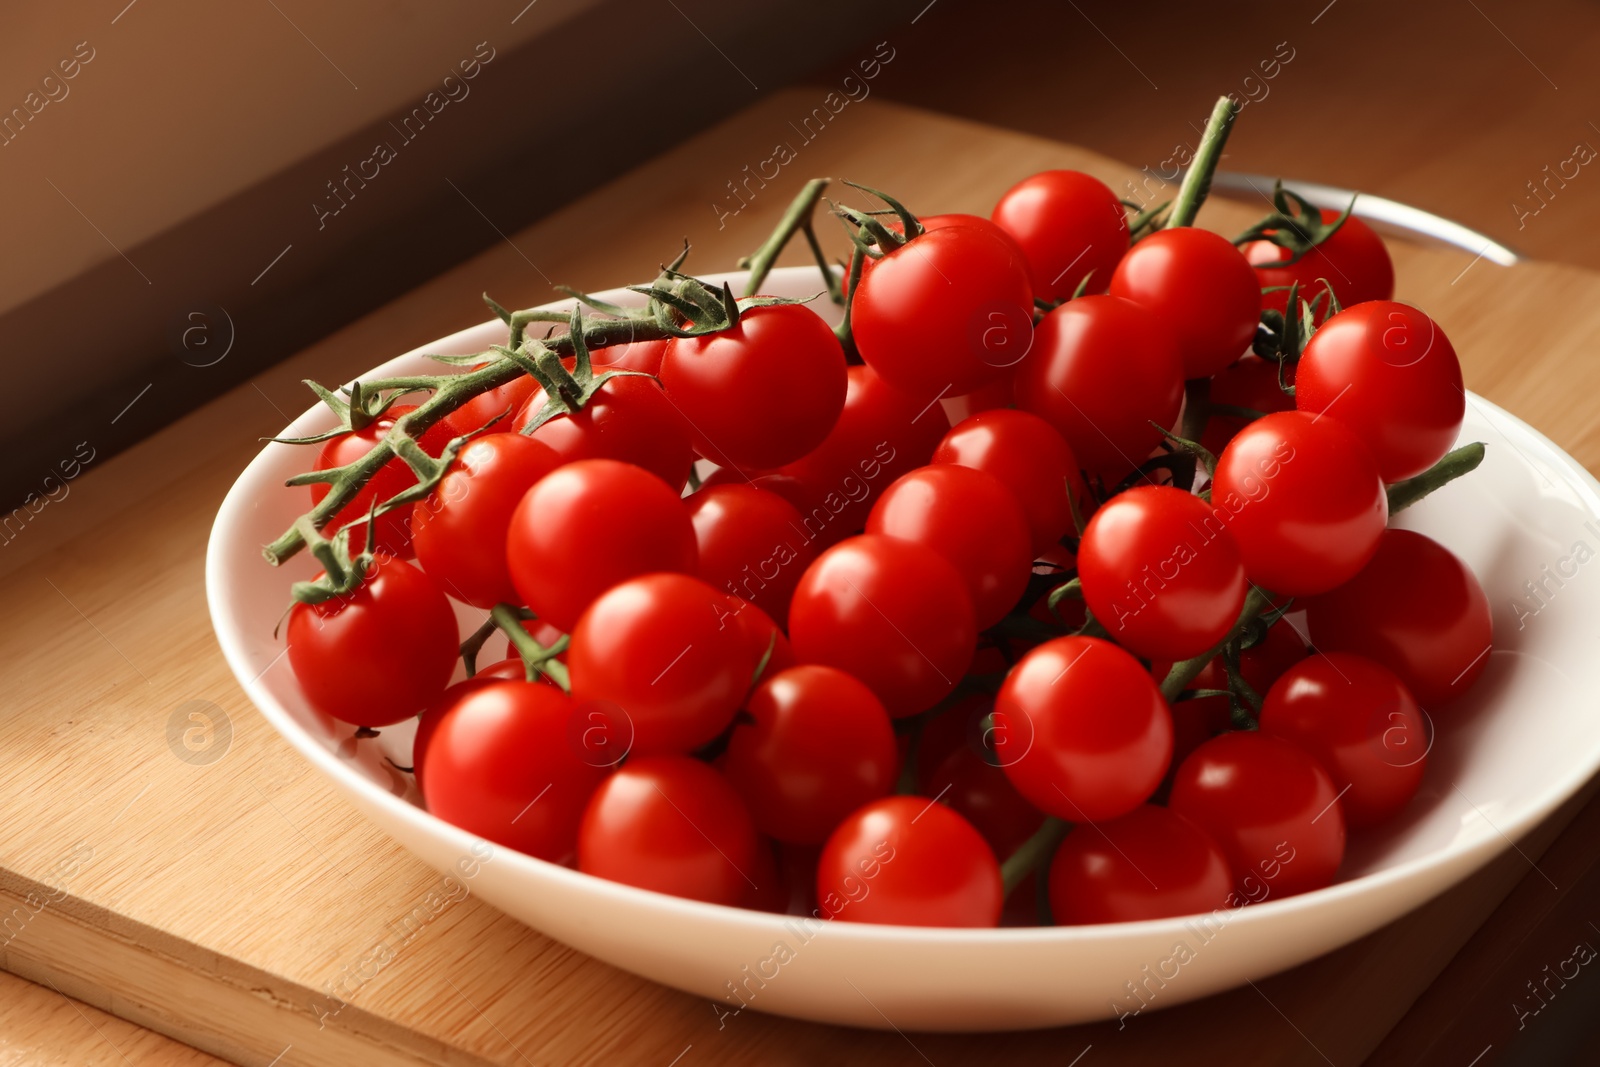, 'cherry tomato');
992,636,1172,822
661,303,848,470
687,483,818,623
578,756,759,906
453,365,540,437
788,534,976,717
852,217,1034,400
1169,731,1345,899
723,665,898,844
932,409,1088,555
1199,355,1294,457
412,658,525,787
1049,805,1233,924
416,680,608,863
1245,210,1394,317
1295,301,1465,482
773,365,951,546
816,796,1002,927
1110,227,1262,378
866,464,1034,629
1305,529,1492,706
991,169,1130,302
286,553,458,728
310,405,466,557
1078,485,1248,661
1175,619,1308,769
568,574,755,756
1014,295,1184,481
1211,411,1387,595
846,212,1022,295
505,459,697,632
1260,653,1428,828
514,365,694,491
412,433,562,608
